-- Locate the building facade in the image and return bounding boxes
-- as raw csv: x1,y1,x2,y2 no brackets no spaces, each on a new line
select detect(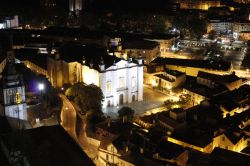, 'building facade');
0,61,27,120
233,21,250,33
176,0,222,10
47,53,143,108
207,19,233,34
239,31,250,41
69,0,83,12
